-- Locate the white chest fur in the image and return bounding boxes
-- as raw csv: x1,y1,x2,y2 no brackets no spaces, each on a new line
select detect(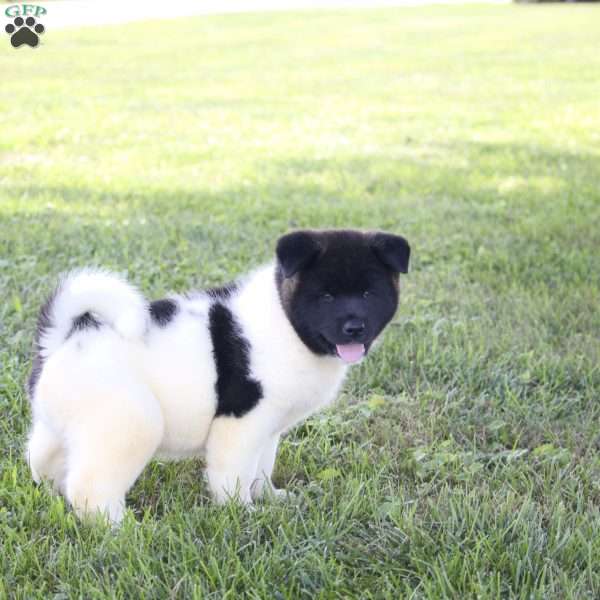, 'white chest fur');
230,264,348,433
141,264,347,455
